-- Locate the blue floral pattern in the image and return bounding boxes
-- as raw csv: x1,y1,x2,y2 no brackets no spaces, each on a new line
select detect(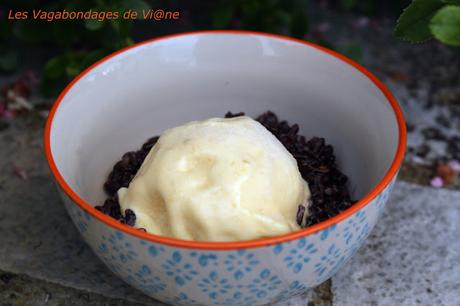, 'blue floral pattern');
93,232,139,275
282,238,317,273
314,244,346,281
162,251,198,286
163,292,203,306
247,269,282,298
319,223,337,240
190,252,218,268
198,271,232,300
60,176,397,306
376,179,395,217
348,218,371,257
272,281,308,303
131,265,167,294
107,232,138,264
76,219,88,233
75,210,90,233
147,245,165,257
224,250,260,280
343,210,367,245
